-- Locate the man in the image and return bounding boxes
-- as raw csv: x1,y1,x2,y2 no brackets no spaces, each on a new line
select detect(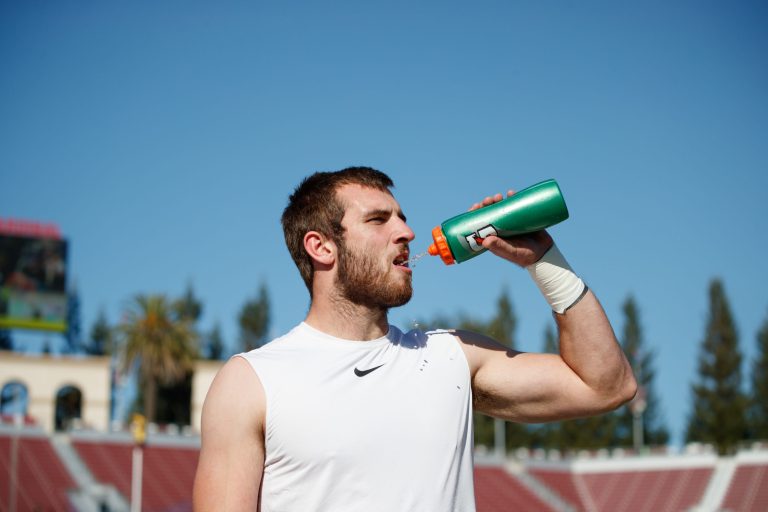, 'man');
194,167,636,511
